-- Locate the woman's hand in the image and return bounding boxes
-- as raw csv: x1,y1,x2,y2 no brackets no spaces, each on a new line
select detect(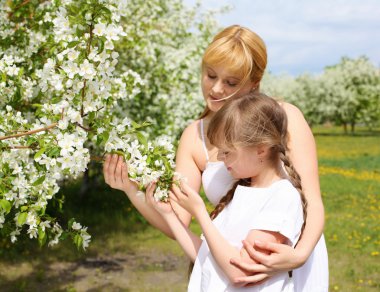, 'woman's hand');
103,154,138,195
229,240,303,286
145,182,174,216
169,182,206,217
